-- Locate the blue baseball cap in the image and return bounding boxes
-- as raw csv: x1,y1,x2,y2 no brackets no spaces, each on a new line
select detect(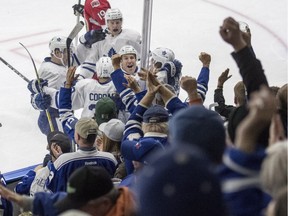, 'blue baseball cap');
143,105,169,123
121,138,165,164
